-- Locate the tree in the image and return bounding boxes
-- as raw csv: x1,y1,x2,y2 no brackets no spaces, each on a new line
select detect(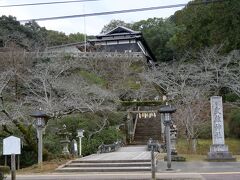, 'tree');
132,18,180,62
46,30,69,46
171,0,240,55
24,21,48,50
0,50,39,157
141,47,240,152
78,54,158,101
0,15,23,47
0,16,48,50
142,60,211,152
0,51,119,161
68,32,85,43
195,47,240,97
